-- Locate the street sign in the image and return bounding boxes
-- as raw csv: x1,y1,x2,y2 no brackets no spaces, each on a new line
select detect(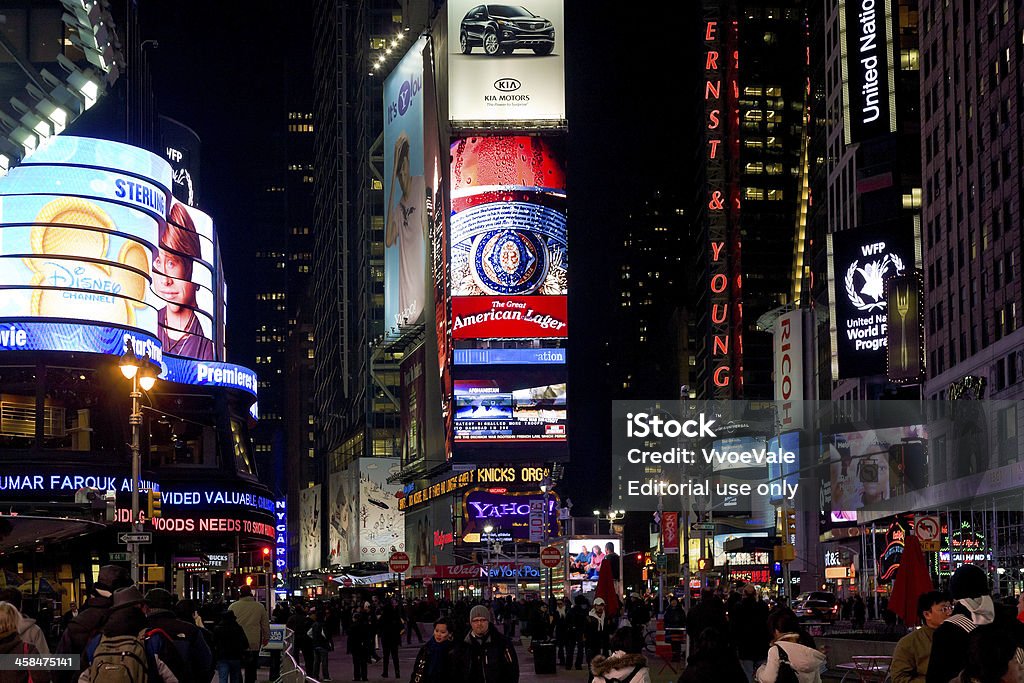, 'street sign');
915,515,940,541
342,578,353,588
540,546,561,568
118,532,152,544
109,552,130,562
656,553,667,570
423,576,433,586
389,551,410,574
690,522,715,532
